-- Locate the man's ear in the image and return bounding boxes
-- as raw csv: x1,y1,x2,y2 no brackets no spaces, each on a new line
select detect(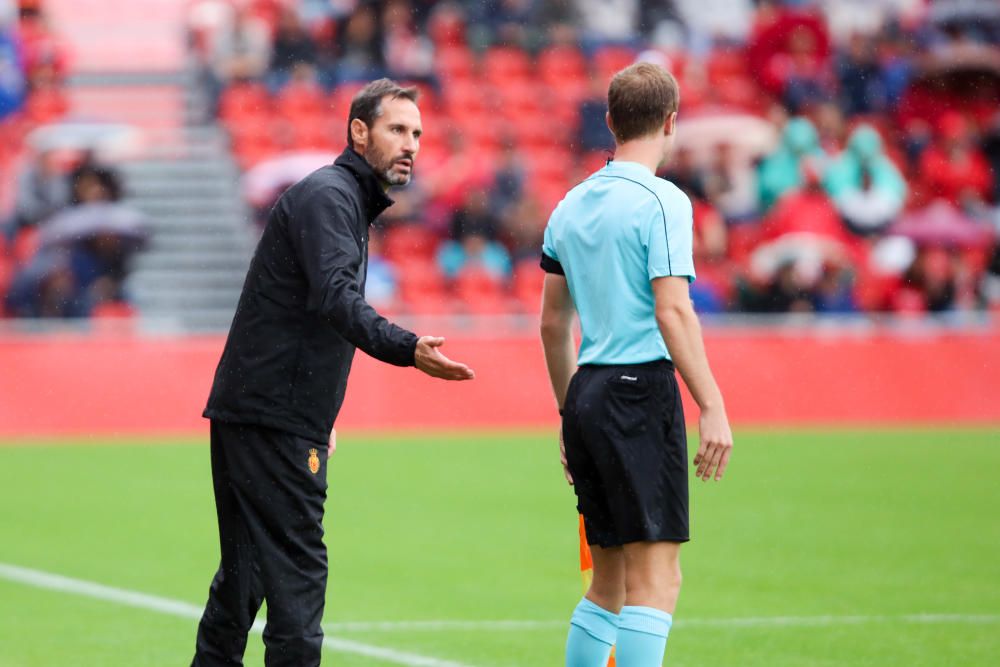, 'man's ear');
350,118,369,150
665,111,677,137
605,111,615,139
